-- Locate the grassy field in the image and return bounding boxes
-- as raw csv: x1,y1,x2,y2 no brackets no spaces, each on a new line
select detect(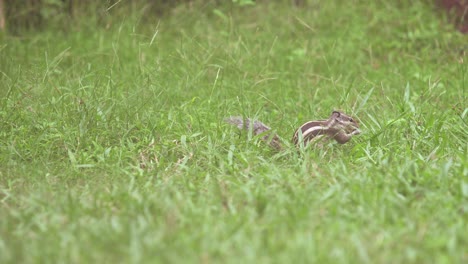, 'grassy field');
0,0,467,263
